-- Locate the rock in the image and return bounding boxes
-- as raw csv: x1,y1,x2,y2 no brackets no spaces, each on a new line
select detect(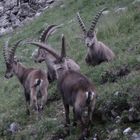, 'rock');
11,6,19,15
12,18,21,28
132,133,139,137
0,5,4,15
8,13,21,28
0,15,10,28
107,129,121,139
7,122,21,134
38,0,47,6
22,17,33,24
9,13,17,22
114,91,120,96
4,0,17,10
131,133,140,140
5,10,11,16
35,12,41,17
128,107,140,122
115,116,121,123
0,0,59,35
46,0,55,4
123,127,132,135
92,133,100,140
0,27,13,36
17,3,36,18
